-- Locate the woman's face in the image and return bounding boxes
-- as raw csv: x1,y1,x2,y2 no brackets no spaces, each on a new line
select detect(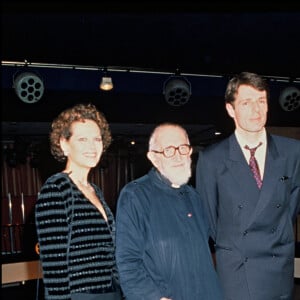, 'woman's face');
60,119,103,170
